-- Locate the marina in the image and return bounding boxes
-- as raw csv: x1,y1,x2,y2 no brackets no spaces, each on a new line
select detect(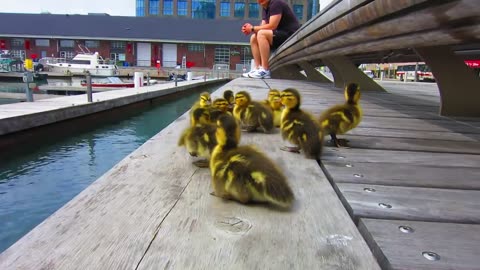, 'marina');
1,78,479,269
